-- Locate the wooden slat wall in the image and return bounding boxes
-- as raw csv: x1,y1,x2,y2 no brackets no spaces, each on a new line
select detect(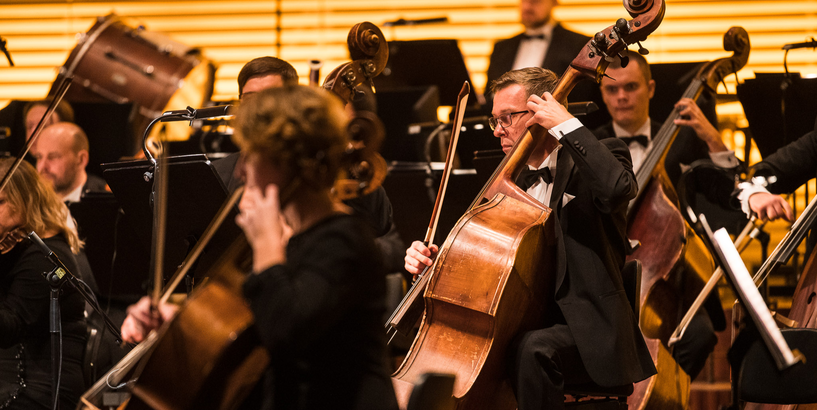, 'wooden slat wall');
1,0,816,108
